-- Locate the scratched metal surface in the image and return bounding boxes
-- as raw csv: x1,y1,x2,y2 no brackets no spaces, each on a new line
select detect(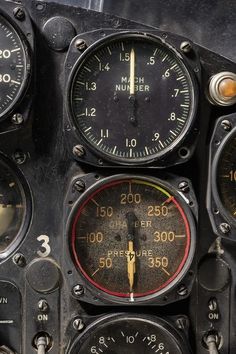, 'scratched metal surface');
46,0,236,62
